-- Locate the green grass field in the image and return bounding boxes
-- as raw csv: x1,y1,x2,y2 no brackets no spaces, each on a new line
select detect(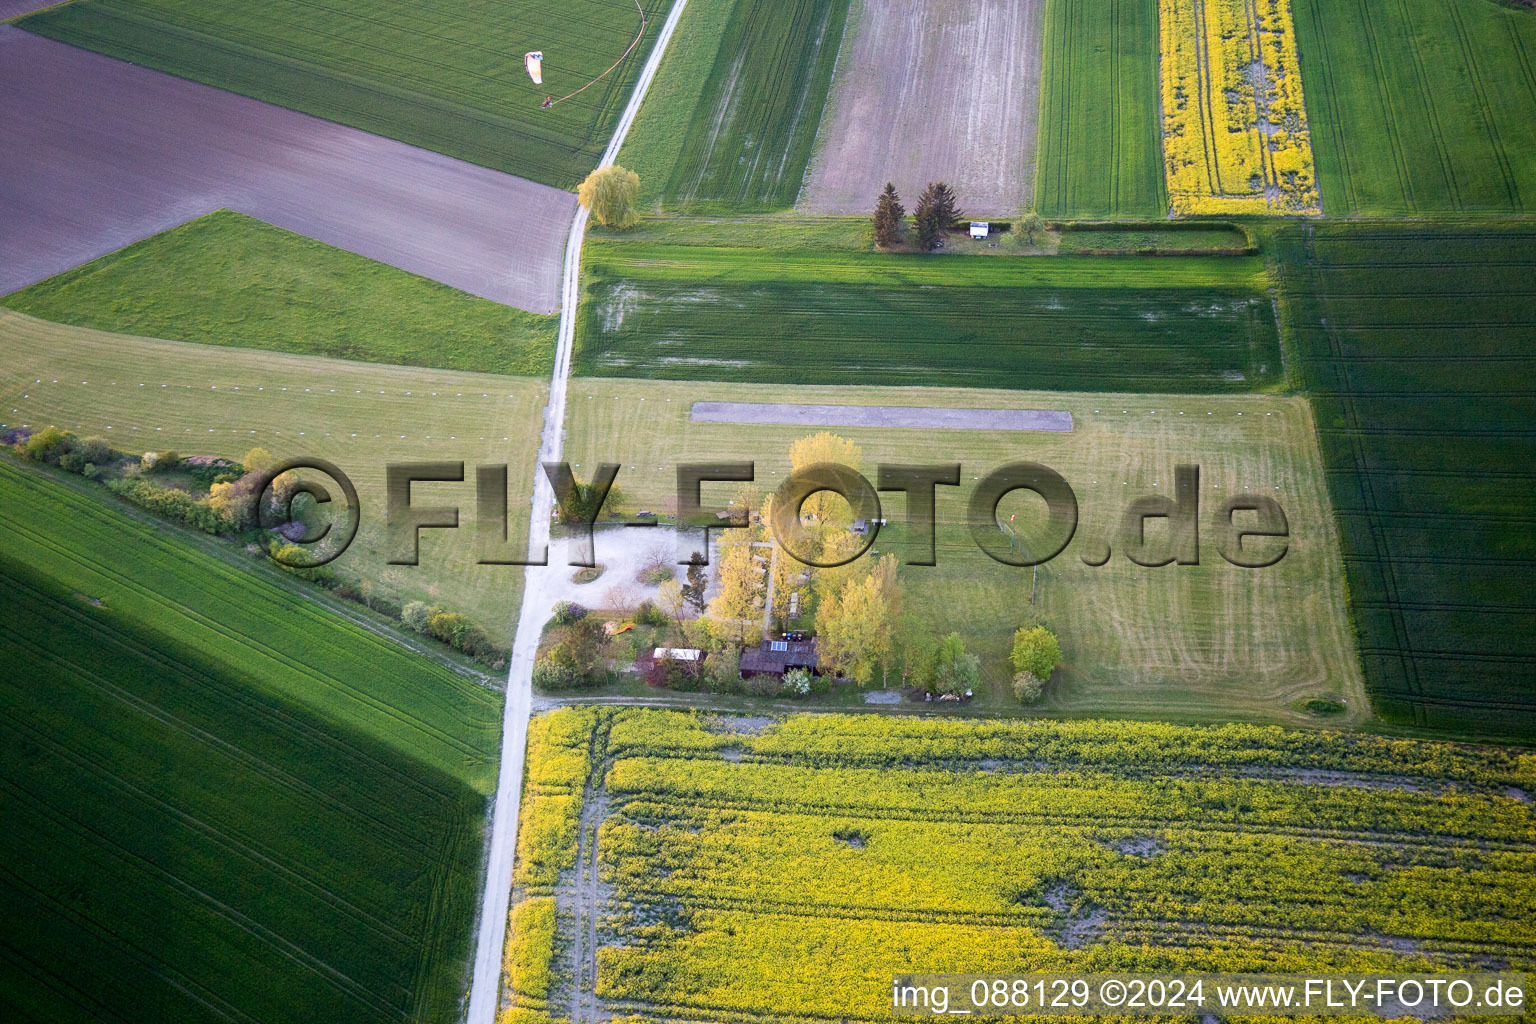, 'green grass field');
505,709,1536,1022
614,0,850,211
1034,0,1167,219
1279,223,1536,737
0,458,502,1022
1293,0,1536,216
563,378,1363,722
17,0,670,188
576,241,1282,391
0,309,547,636
2,212,557,376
